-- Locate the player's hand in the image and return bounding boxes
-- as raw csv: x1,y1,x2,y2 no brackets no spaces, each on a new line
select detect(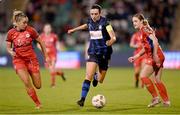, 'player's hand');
153,55,161,67
128,56,135,63
106,40,112,46
67,29,74,34
106,40,110,46
136,43,141,48
45,57,51,67
9,50,16,57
